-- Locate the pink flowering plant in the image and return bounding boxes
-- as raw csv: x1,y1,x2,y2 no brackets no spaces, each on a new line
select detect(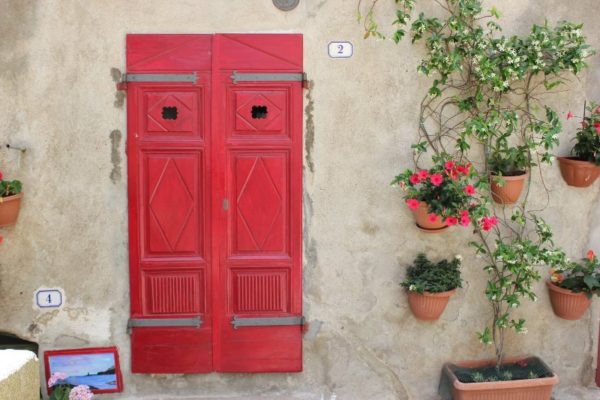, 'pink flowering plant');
48,372,94,400
566,101,600,165
392,155,496,230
